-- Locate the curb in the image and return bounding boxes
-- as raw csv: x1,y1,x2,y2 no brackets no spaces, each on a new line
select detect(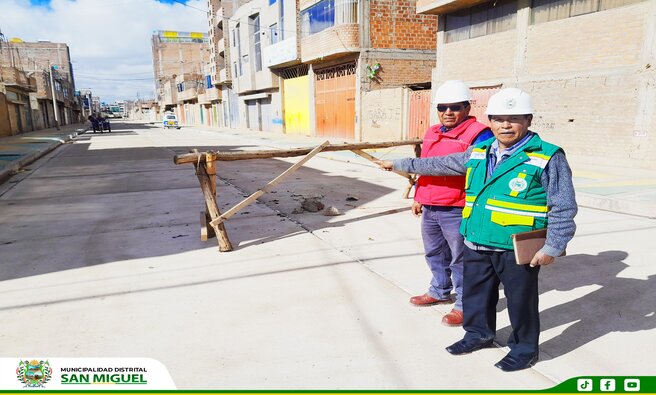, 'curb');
0,128,85,184
576,192,656,219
